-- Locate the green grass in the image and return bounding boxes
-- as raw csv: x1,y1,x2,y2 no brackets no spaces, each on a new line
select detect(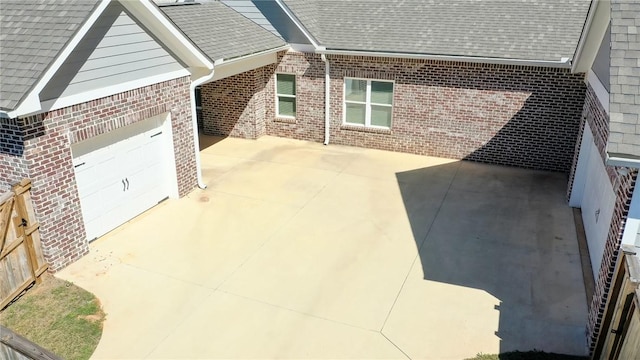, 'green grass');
0,274,104,360
466,351,588,360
